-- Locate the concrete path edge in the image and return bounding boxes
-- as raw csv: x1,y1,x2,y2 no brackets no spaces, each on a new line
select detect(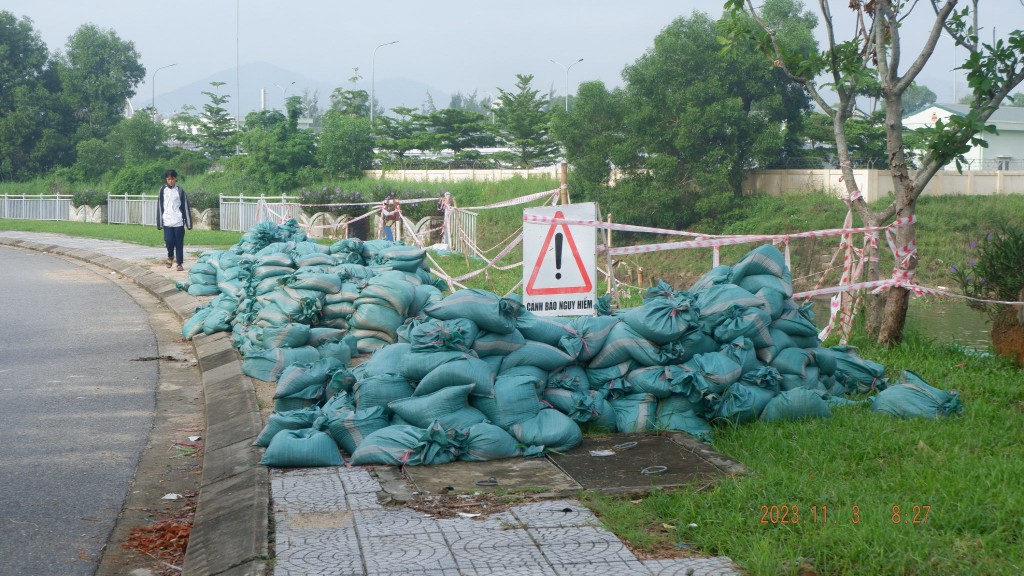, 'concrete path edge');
0,237,269,576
